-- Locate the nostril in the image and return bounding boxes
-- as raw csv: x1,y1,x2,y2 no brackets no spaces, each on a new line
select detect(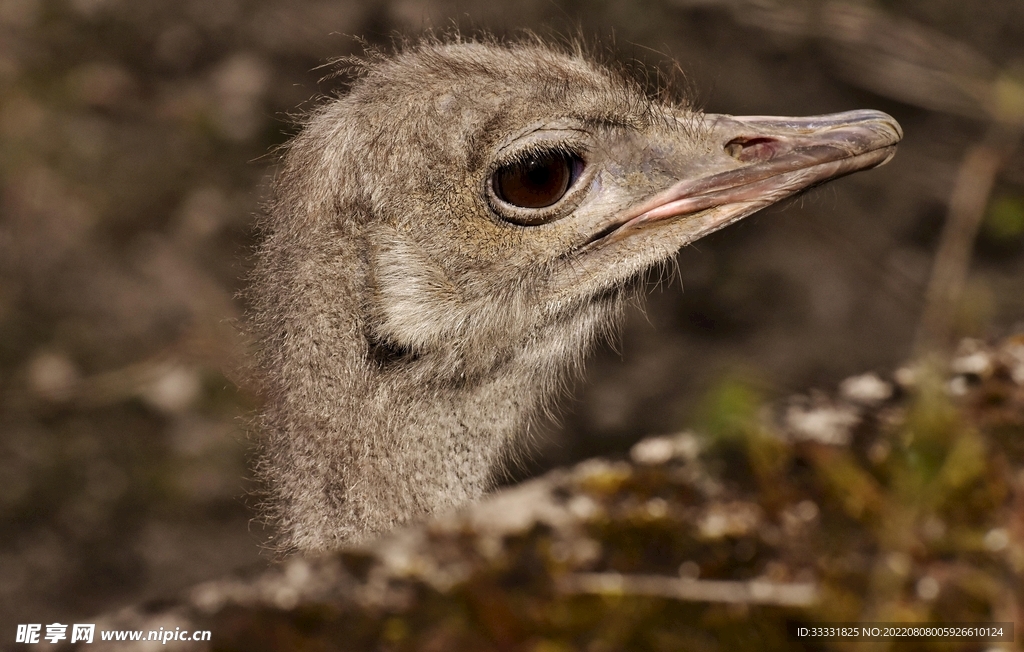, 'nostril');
725,137,781,163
